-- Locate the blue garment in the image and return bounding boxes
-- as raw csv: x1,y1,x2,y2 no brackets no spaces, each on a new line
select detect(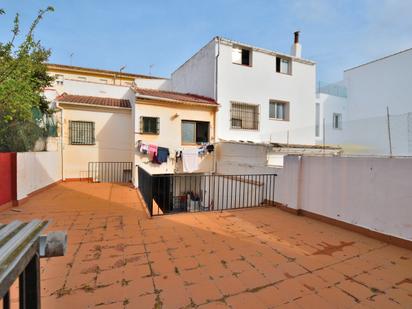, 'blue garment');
153,147,169,164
